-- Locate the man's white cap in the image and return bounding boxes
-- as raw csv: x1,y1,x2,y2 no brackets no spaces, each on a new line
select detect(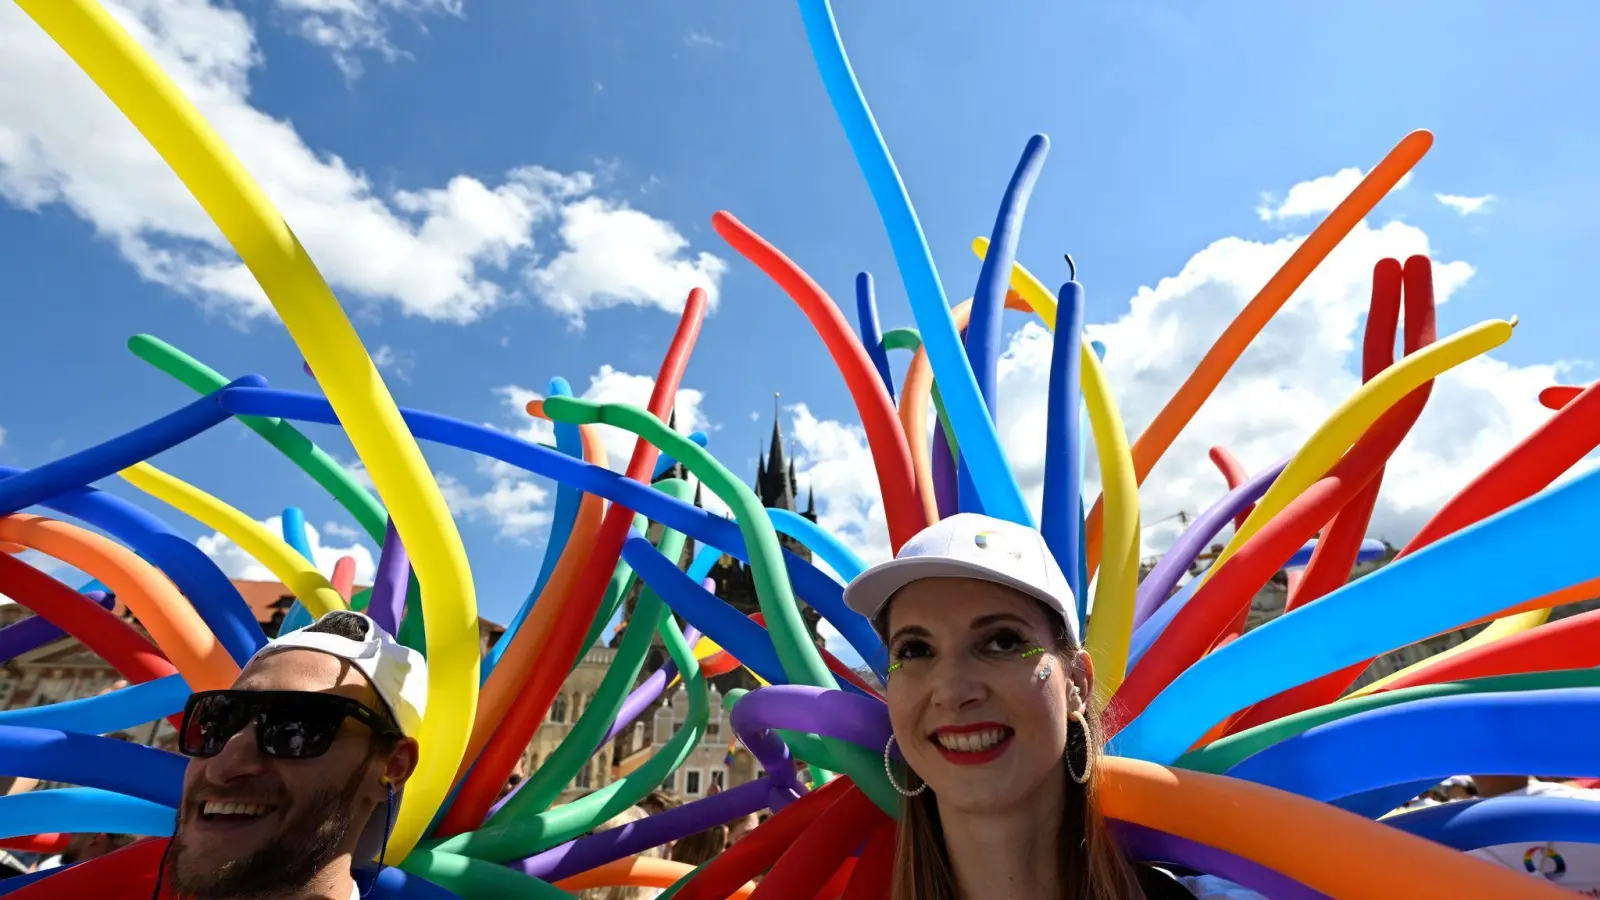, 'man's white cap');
250,609,427,869
843,513,1079,642
253,610,427,738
